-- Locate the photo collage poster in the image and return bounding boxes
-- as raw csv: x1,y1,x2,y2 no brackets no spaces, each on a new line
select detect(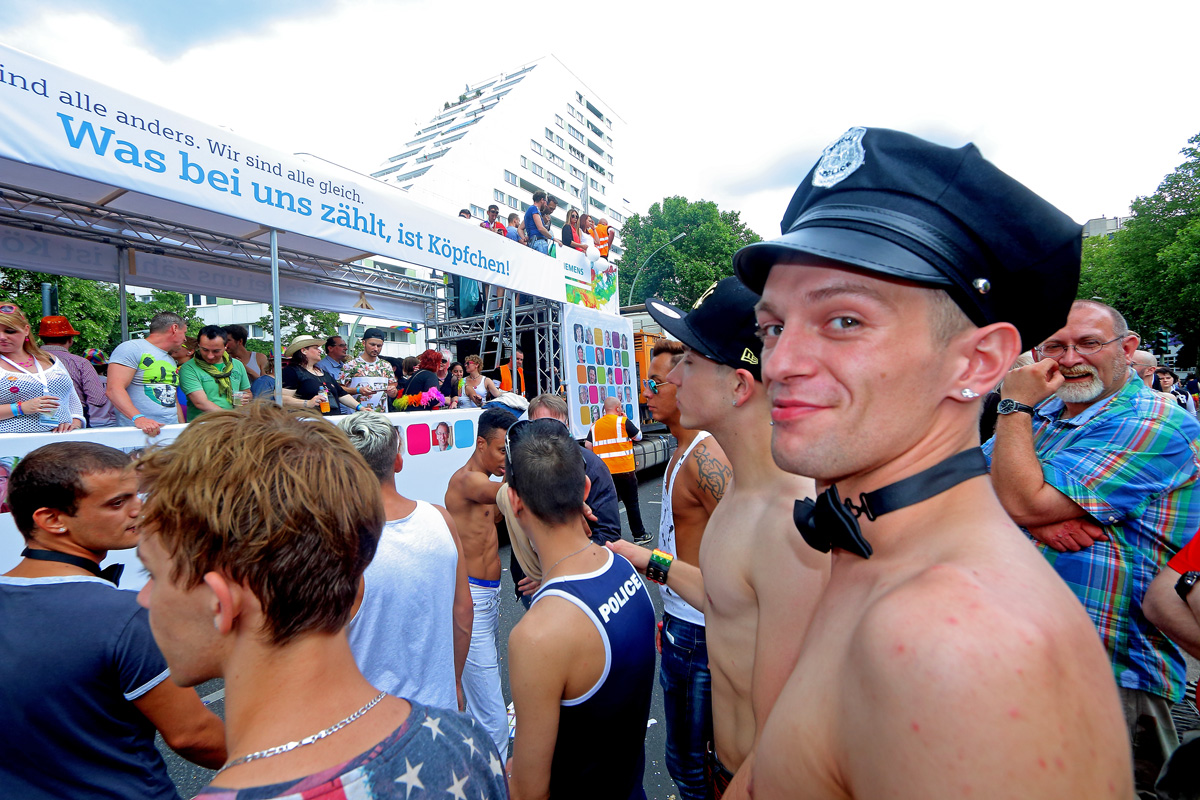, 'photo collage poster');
562,305,638,440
